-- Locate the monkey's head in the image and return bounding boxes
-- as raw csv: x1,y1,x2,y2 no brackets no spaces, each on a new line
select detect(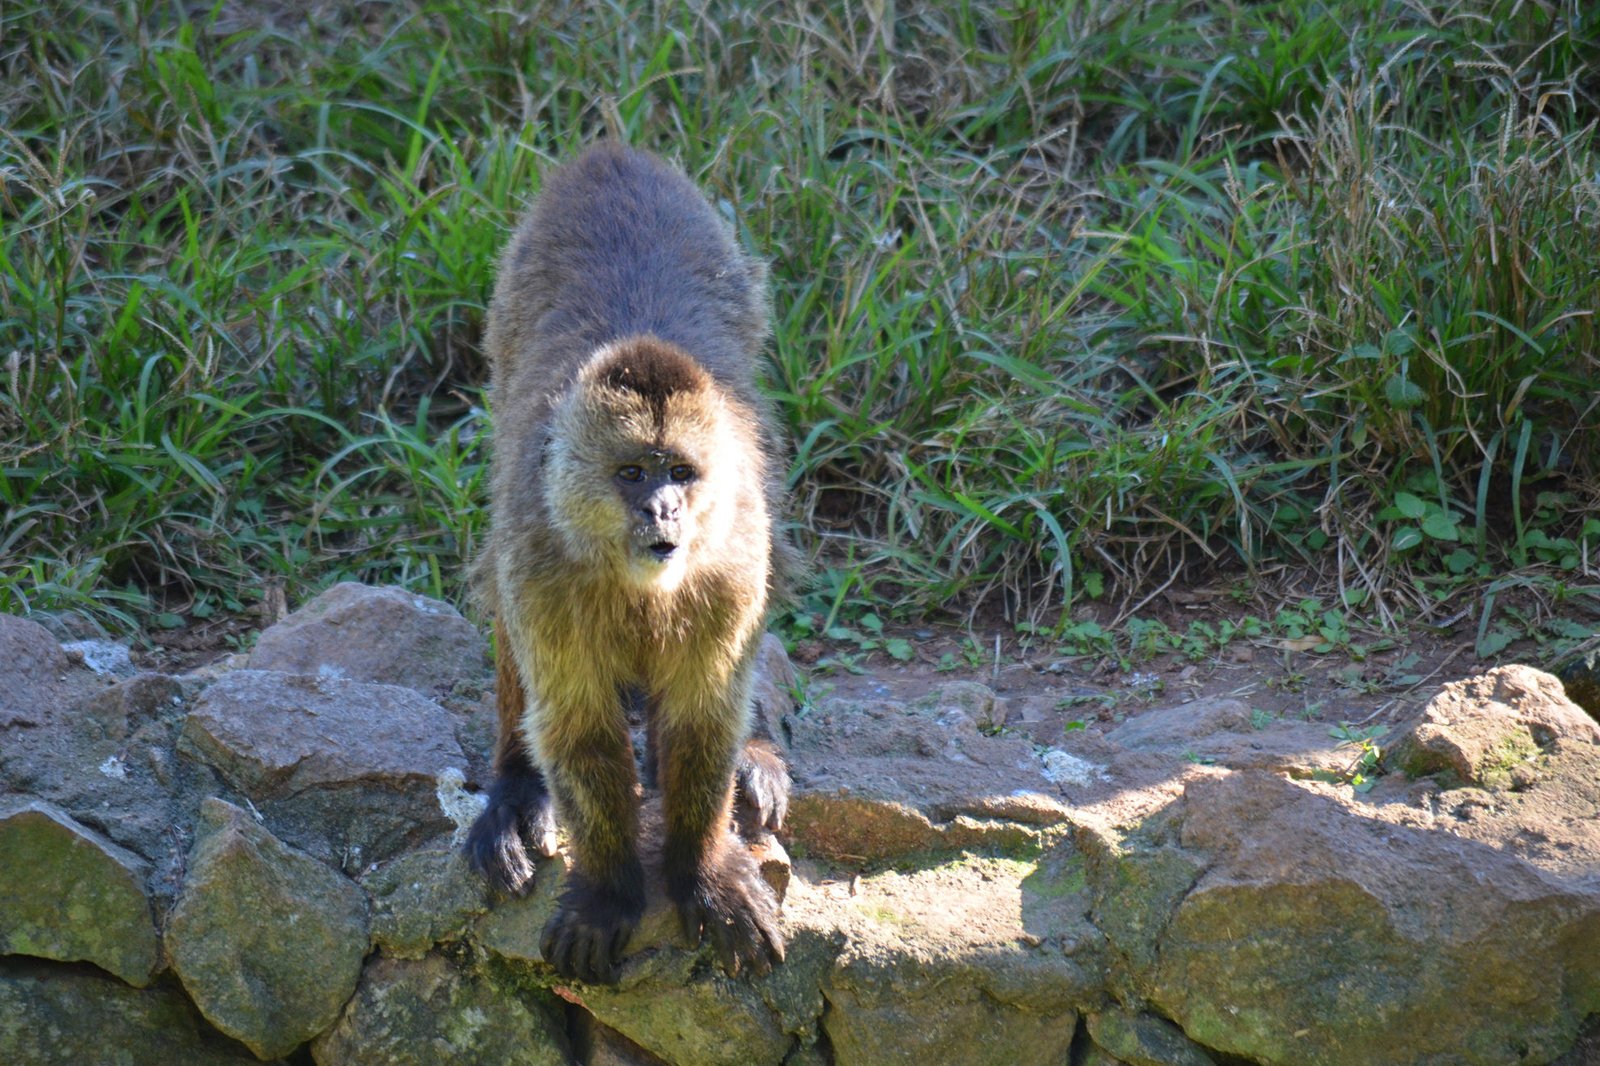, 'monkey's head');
545,337,749,589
